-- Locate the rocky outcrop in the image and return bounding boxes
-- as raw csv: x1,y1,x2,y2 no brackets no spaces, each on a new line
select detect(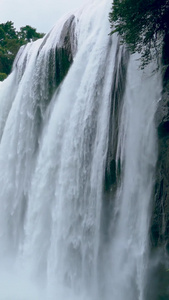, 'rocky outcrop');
150,33,169,300
55,15,77,88
104,43,129,193
151,92,169,249
14,15,76,107
101,43,129,251
151,33,169,249
41,15,77,101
